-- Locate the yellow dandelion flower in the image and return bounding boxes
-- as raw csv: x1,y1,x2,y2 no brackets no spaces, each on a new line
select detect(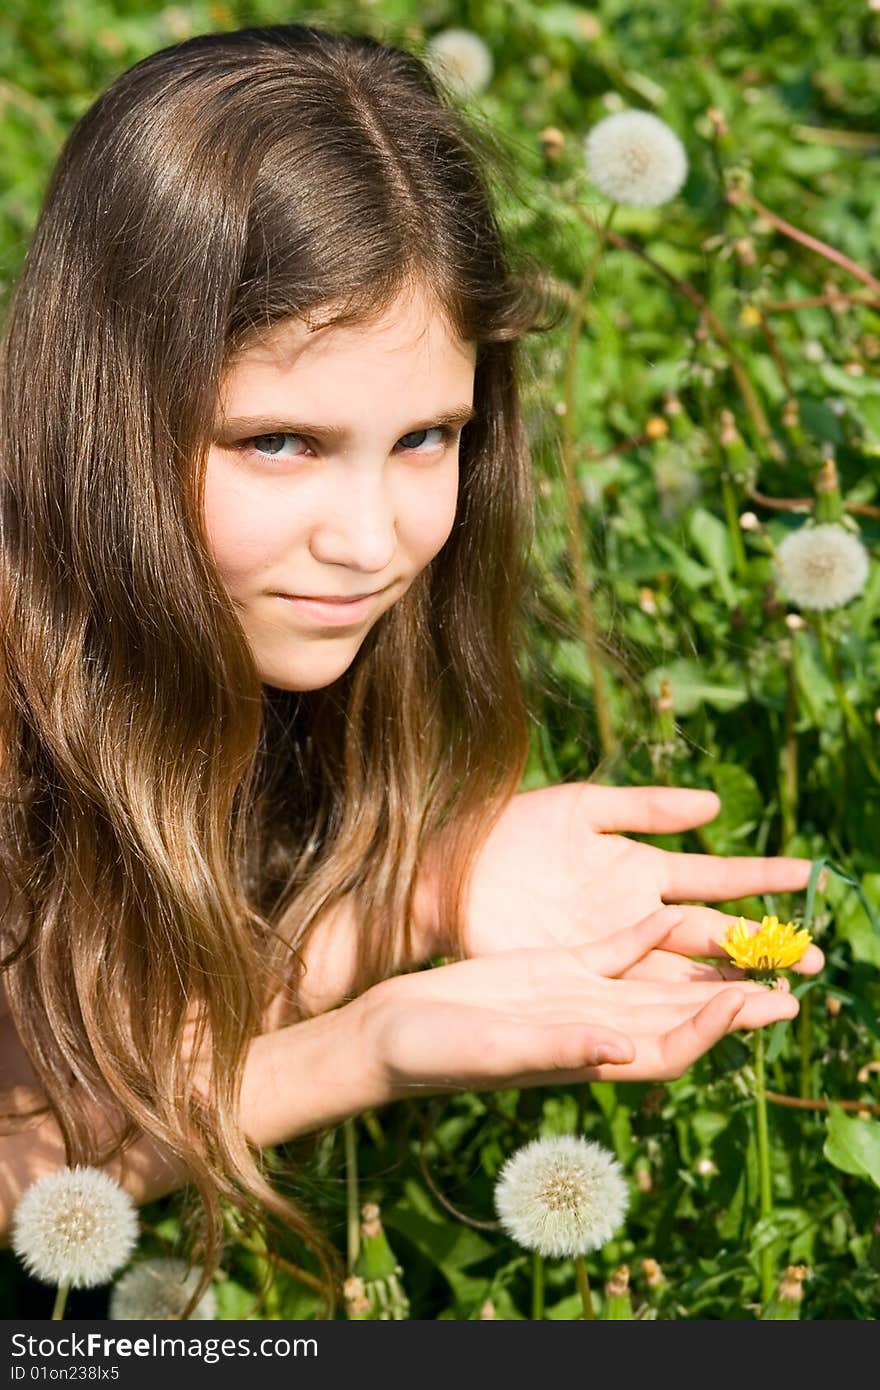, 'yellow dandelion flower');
721,915,812,975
